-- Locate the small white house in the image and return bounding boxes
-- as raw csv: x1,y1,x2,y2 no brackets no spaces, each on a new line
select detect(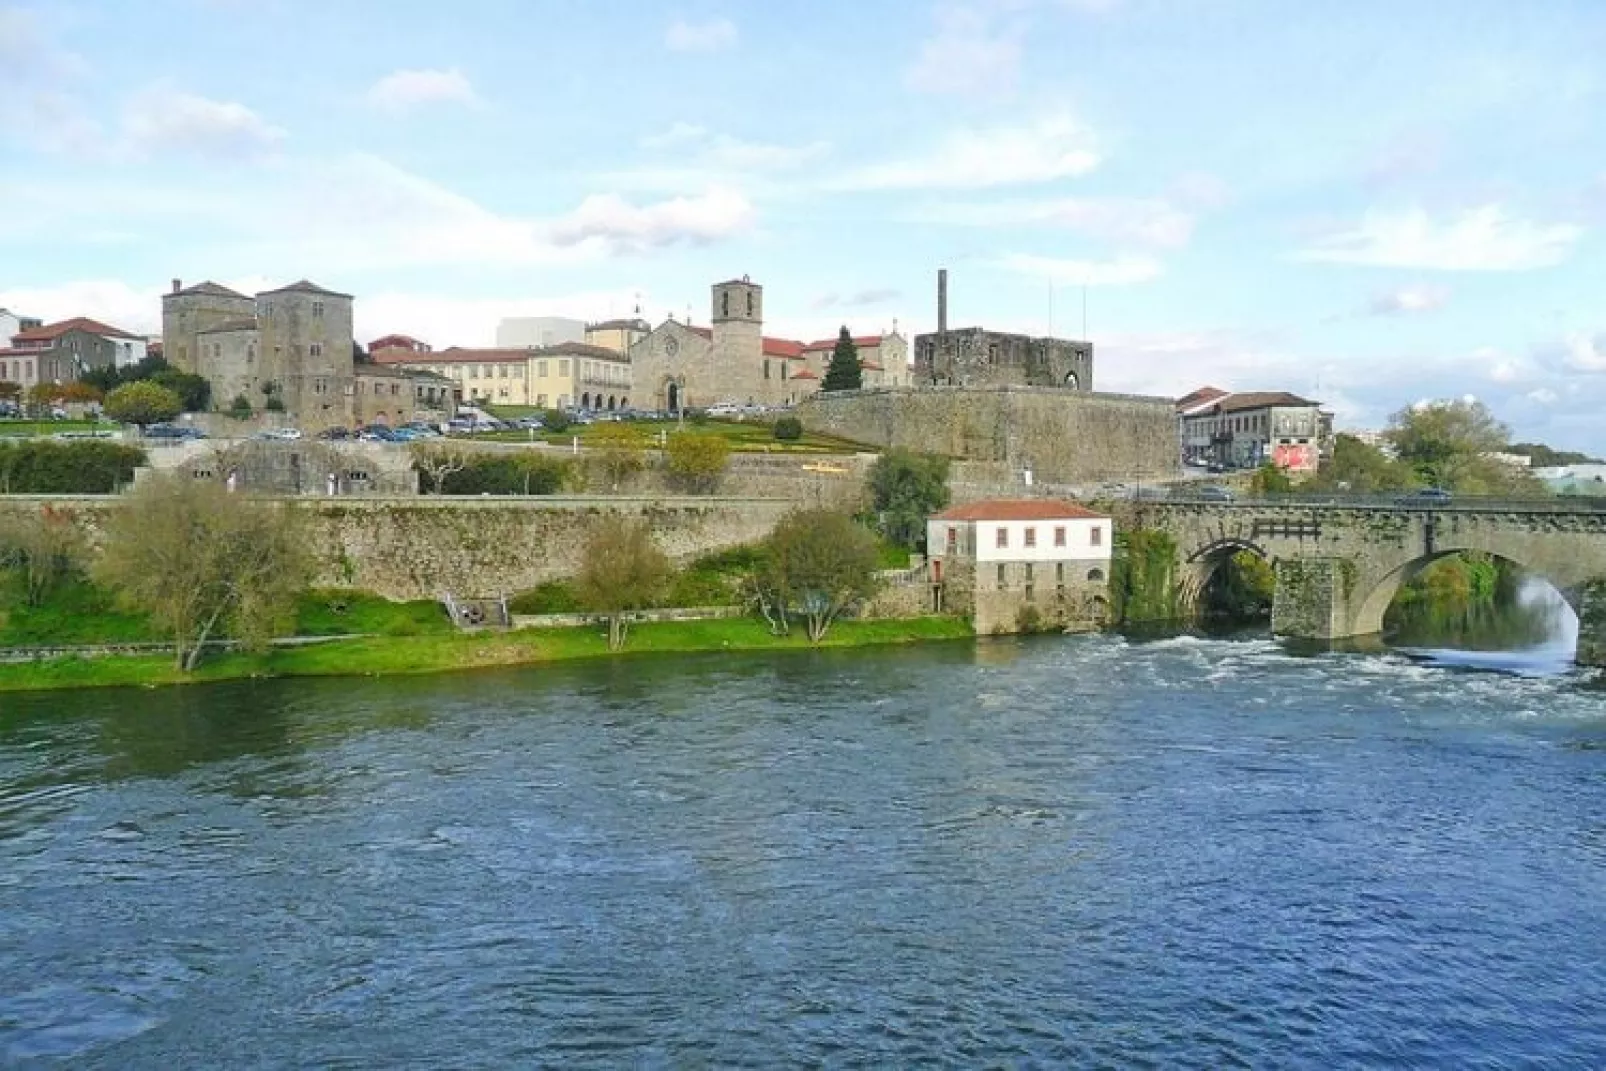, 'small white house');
926,499,1113,633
